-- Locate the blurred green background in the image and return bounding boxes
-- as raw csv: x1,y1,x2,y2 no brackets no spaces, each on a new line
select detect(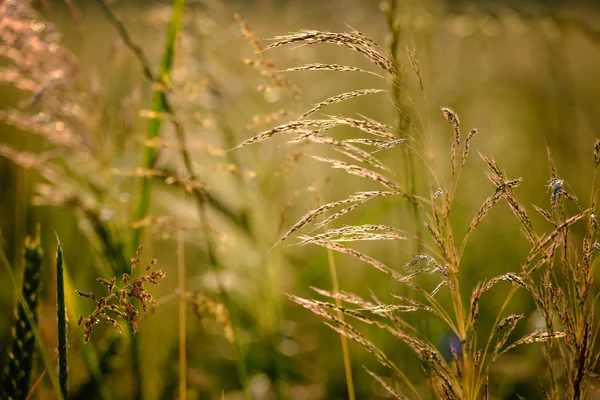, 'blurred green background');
1,0,600,398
